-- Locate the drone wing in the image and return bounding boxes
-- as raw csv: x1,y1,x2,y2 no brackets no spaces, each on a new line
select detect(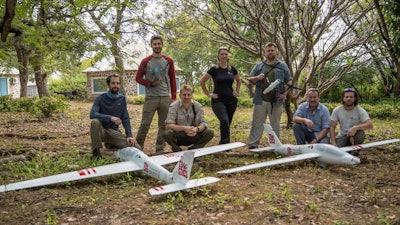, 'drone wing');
149,177,220,195
340,139,400,152
217,152,320,174
0,161,140,192
150,142,245,166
